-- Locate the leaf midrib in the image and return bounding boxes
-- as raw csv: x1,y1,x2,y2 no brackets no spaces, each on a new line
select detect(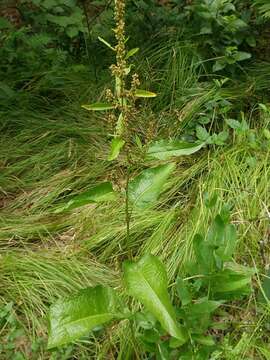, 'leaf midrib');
134,267,178,336
130,165,174,207
58,312,118,329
